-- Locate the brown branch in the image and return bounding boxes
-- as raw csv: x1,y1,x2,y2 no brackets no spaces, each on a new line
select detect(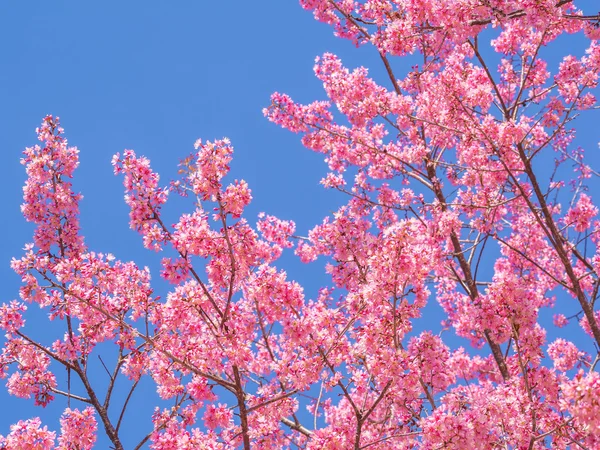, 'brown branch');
514,142,600,348
281,417,313,437
468,0,577,26
72,362,124,450
217,197,237,329
426,163,510,381
233,365,251,450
